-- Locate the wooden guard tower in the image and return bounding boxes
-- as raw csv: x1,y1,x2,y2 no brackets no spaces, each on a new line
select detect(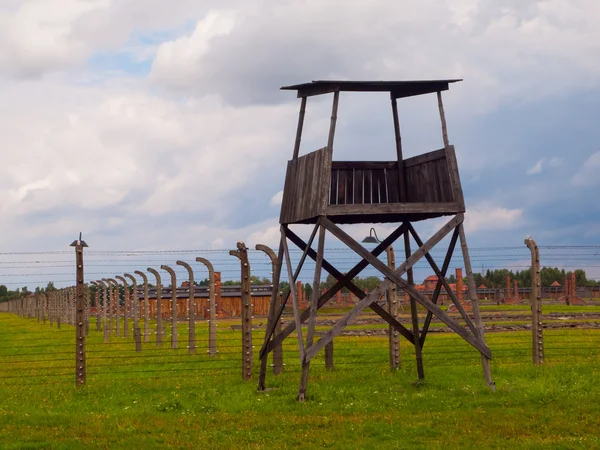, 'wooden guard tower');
257,80,495,400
